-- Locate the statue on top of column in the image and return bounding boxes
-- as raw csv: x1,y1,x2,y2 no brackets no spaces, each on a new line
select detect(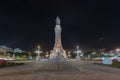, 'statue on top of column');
55,16,60,25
